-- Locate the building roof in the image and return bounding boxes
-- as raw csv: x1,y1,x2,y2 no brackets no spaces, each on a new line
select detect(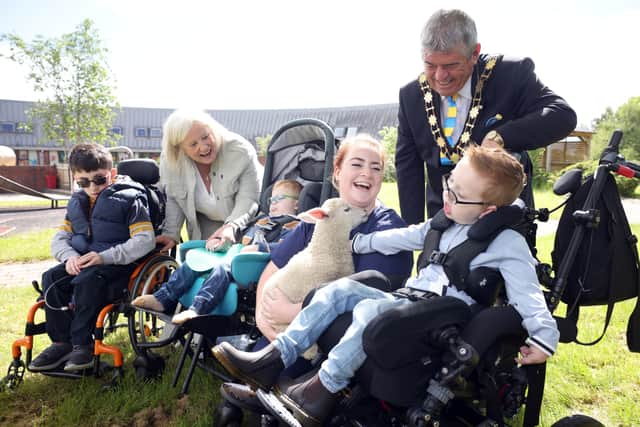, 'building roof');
0,99,399,152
